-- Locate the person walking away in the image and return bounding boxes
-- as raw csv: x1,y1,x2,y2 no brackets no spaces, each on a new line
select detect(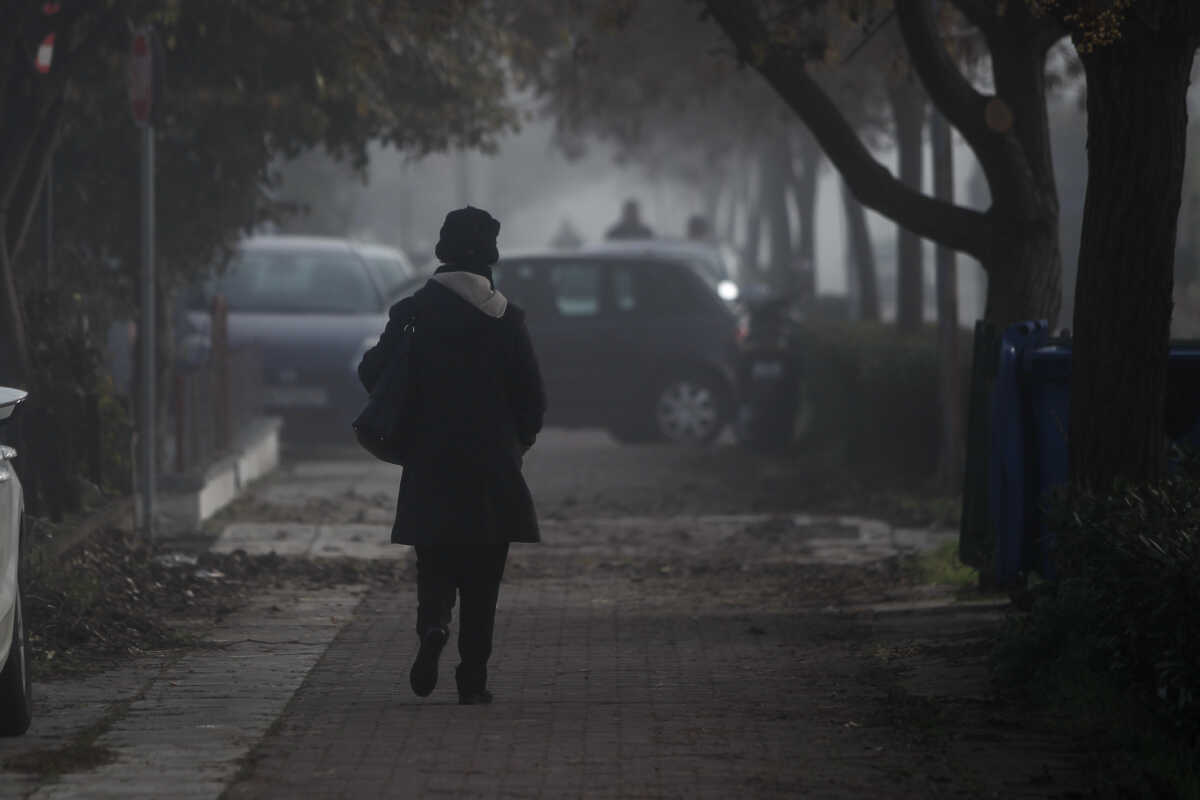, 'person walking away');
605,198,654,240
357,206,546,705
